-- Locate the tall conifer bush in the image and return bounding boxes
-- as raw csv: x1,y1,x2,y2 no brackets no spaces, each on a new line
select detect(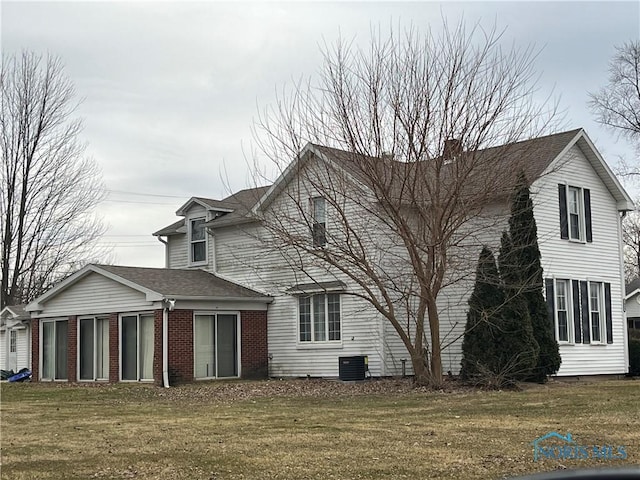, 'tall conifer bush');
507,173,561,381
460,247,503,379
